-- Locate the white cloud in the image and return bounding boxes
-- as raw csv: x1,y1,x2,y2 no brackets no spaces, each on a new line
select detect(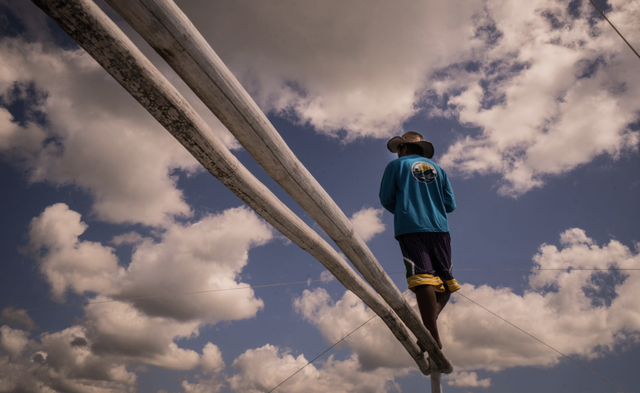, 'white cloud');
349,207,386,242
178,0,483,140
4,0,637,223
3,0,640,390
81,298,203,370
182,376,225,393
292,229,640,374
0,3,245,227
116,206,273,323
0,304,225,392
5,203,274,391
28,203,125,302
227,344,403,393
28,203,272,322
0,324,138,393
294,288,414,371
444,228,640,371
174,0,640,196
435,0,640,196
201,342,225,374
0,33,199,226
0,325,30,356
0,307,38,331
446,371,491,388
319,270,336,283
